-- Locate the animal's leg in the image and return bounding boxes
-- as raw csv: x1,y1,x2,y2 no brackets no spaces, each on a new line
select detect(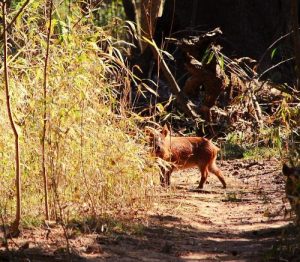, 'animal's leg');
295,203,300,226
165,170,171,186
198,165,209,189
160,167,173,187
209,162,226,188
159,166,167,187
